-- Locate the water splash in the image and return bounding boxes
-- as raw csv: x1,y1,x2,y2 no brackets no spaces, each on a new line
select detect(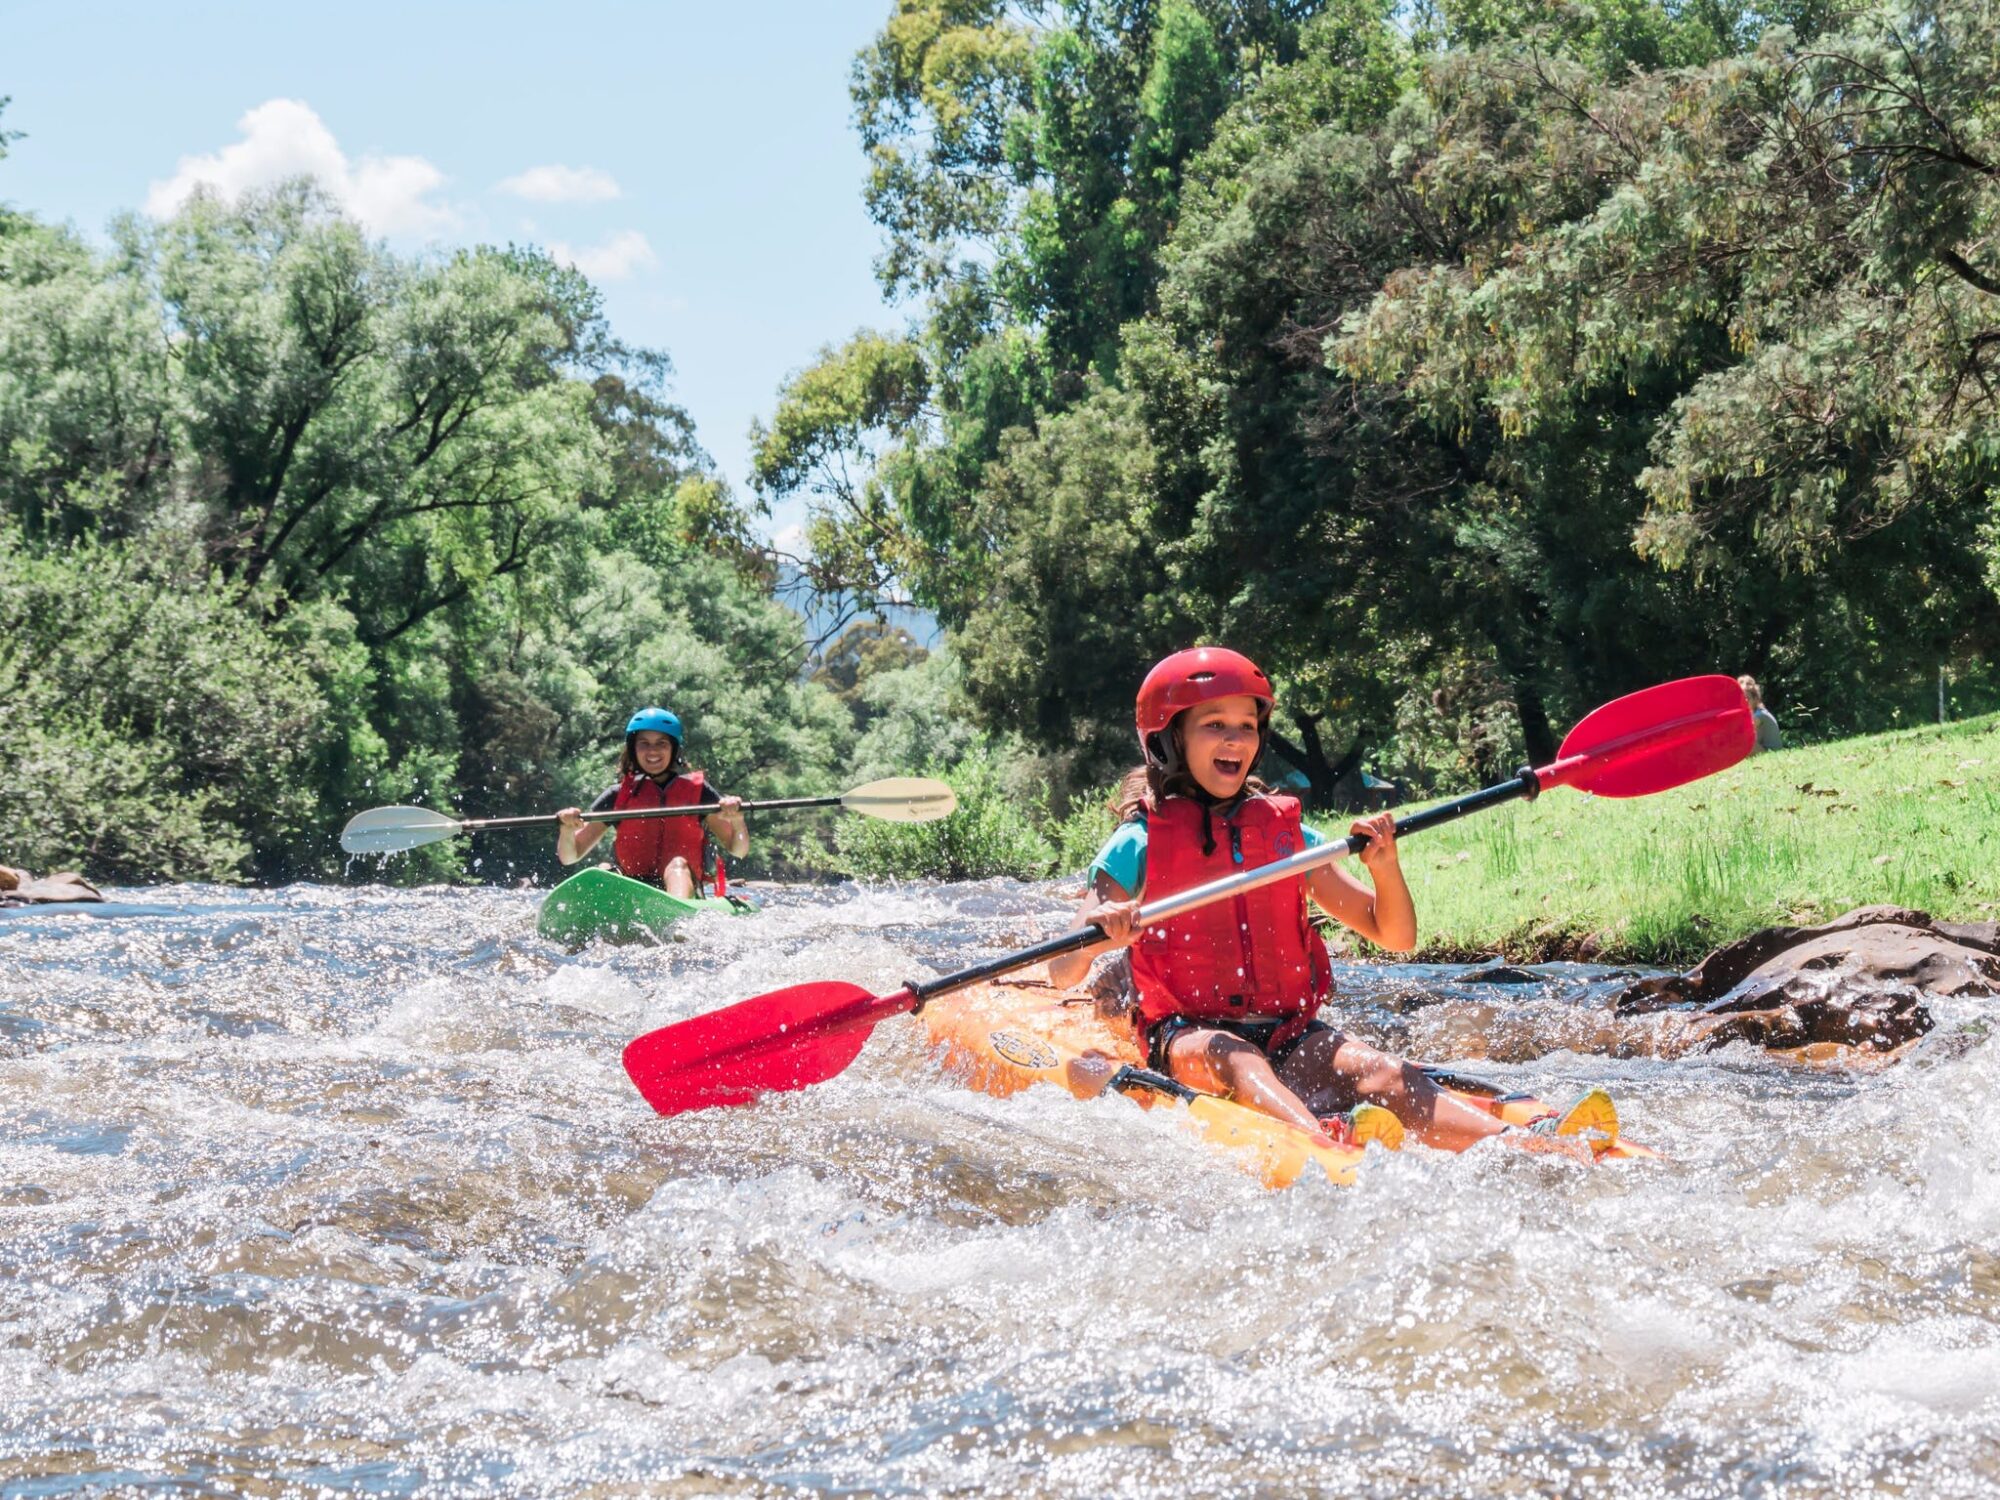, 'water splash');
1,881,1995,1496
